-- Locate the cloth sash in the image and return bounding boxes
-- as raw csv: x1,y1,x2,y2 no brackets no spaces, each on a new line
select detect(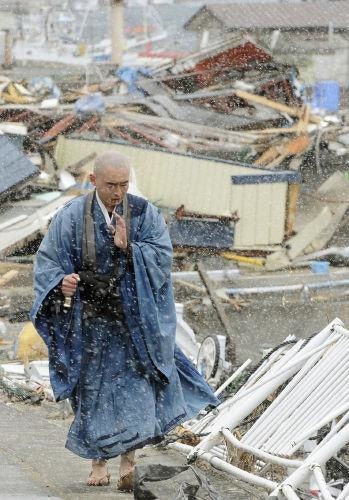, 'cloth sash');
79,190,130,317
